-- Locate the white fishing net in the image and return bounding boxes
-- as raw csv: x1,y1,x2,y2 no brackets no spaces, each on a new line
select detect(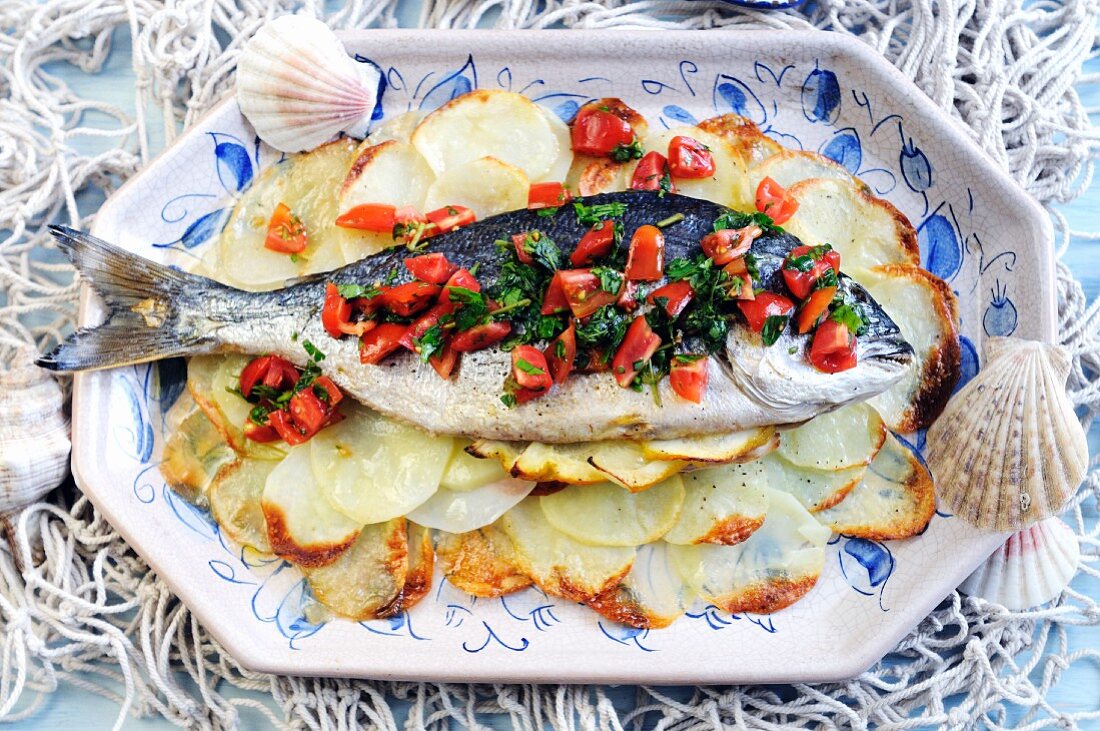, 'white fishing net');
1,0,1098,728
